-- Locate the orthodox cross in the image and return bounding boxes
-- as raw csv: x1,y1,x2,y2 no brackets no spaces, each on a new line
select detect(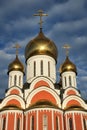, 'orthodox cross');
33,10,48,29
63,44,71,56
13,43,21,56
